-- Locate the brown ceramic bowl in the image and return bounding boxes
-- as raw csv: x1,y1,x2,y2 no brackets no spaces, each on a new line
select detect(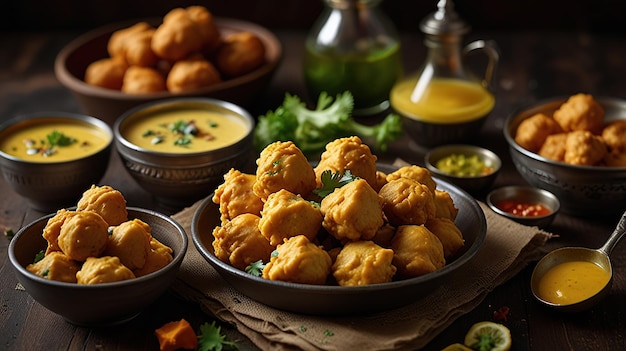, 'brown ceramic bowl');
0,112,112,212
55,17,282,125
8,207,187,326
191,164,486,315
